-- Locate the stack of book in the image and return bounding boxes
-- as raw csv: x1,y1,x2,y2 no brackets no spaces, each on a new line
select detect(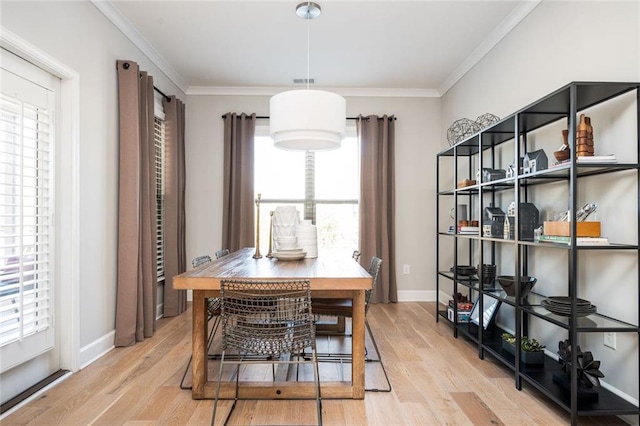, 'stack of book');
447,300,473,323
577,154,617,164
538,234,609,245
459,226,479,235
449,225,479,235
550,154,618,168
